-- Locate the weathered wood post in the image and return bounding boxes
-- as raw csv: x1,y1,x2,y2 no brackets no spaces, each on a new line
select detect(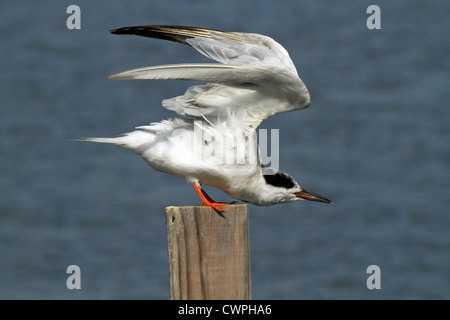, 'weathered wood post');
165,204,251,300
